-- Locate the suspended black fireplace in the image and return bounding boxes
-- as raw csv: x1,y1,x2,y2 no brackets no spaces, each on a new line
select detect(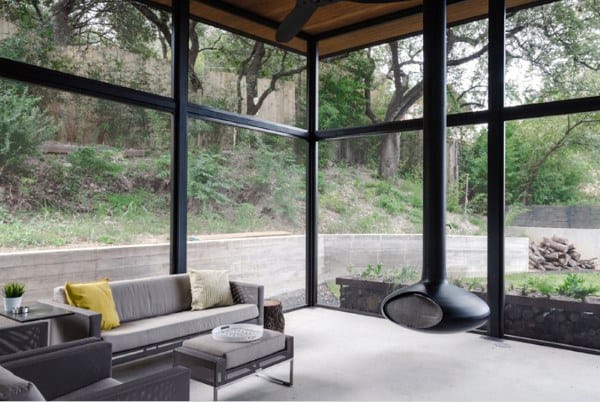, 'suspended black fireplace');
381,0,490,333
